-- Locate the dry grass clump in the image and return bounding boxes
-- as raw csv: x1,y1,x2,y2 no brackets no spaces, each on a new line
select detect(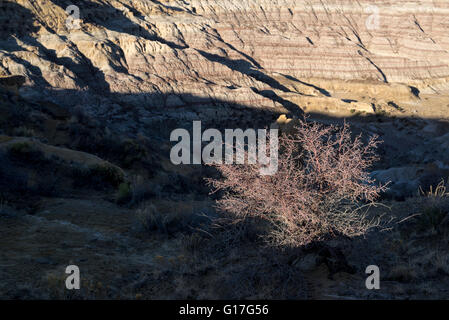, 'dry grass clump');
419,179,449,199
136,203,167,233
135,201,210,236
386,264,418,283
417,179,449,233
207,119,387,247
